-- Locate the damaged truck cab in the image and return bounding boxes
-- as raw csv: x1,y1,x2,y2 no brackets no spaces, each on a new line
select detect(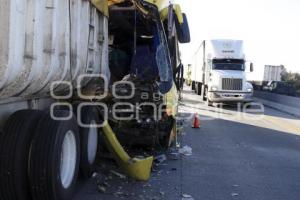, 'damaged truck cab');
0,0,190,199
106,0,190,148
